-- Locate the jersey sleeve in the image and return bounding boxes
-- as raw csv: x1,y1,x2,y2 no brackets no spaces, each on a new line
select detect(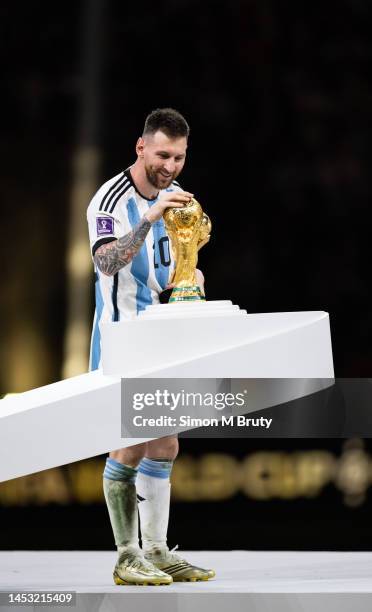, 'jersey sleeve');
87,178,126,257
170,180,183,192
